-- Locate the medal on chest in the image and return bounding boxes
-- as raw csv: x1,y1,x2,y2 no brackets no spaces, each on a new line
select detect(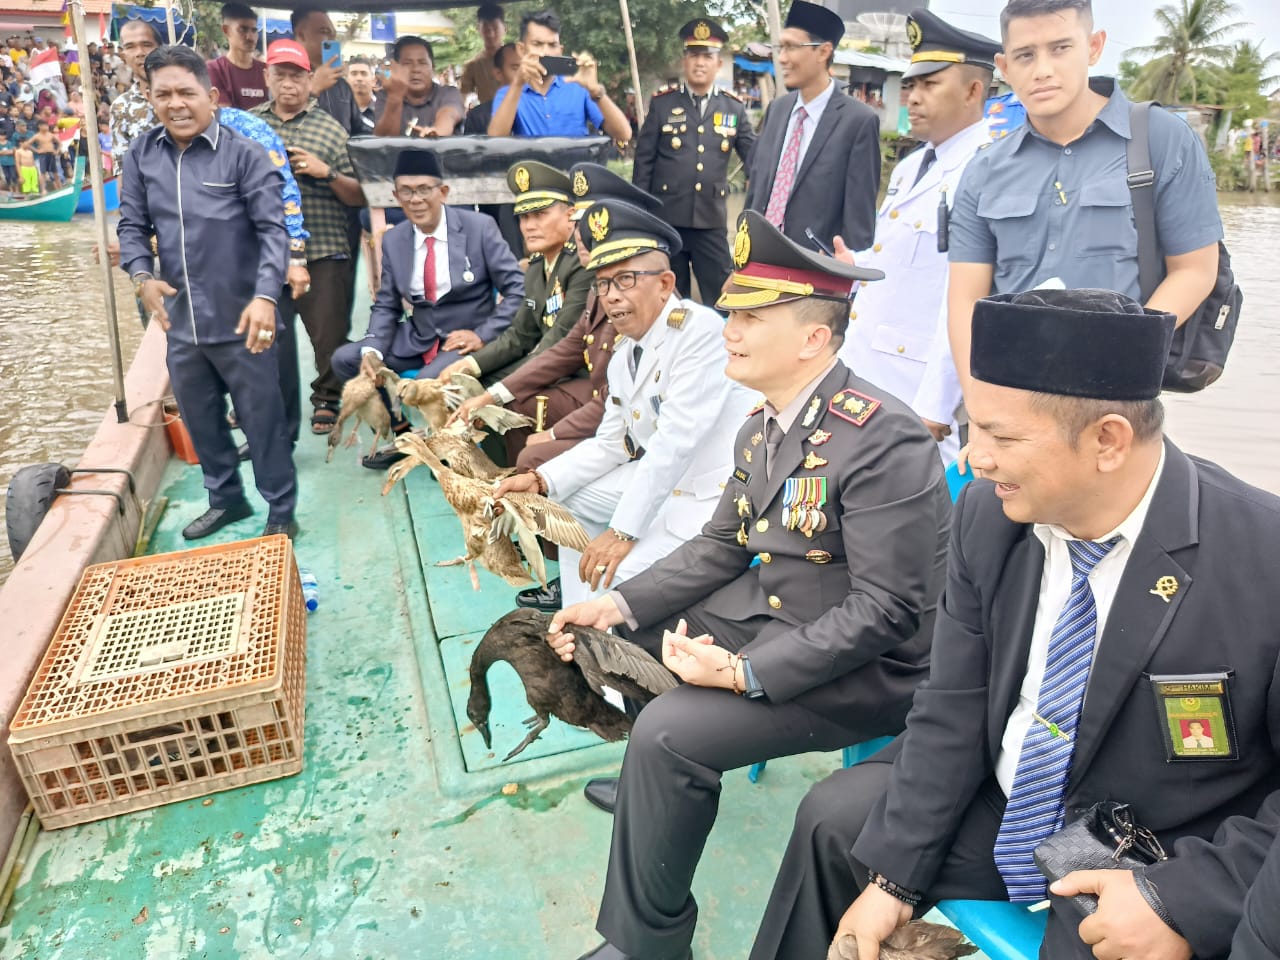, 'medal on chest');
543,278,563,327
781,476,828,538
